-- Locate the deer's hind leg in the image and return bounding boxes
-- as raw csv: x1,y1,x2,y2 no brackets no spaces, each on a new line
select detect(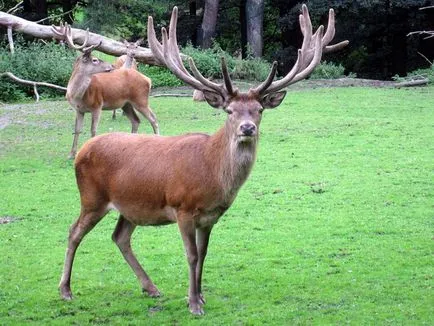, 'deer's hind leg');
133,100,159,135
59,205,109,300
112,215,160,297
121,103,140,133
